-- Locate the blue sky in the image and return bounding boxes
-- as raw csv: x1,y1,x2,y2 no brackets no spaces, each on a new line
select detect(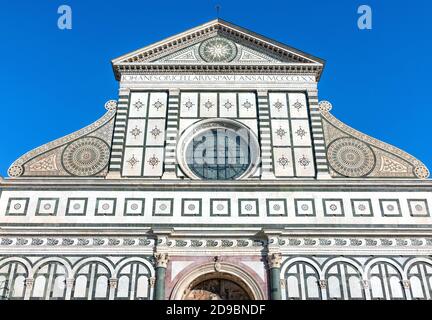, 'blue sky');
0,0,431,176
